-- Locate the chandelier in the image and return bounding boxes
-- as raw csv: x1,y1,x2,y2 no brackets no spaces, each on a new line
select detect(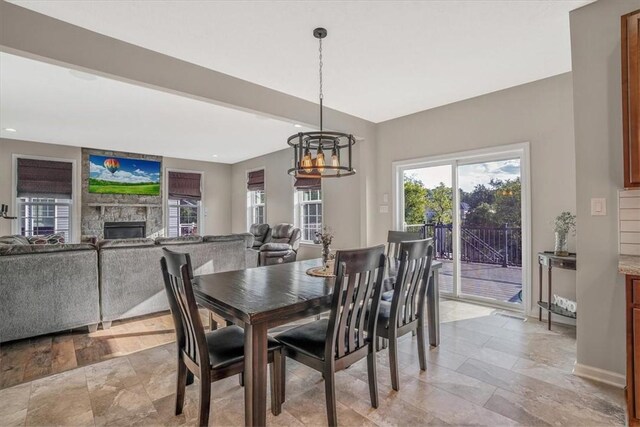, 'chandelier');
287,28,356,179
